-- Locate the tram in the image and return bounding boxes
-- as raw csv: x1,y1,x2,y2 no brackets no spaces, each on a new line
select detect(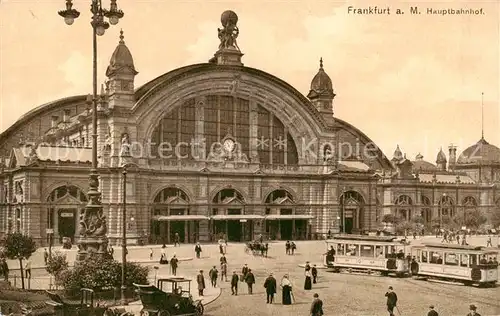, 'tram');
410,243,498,287
323,235,410,277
